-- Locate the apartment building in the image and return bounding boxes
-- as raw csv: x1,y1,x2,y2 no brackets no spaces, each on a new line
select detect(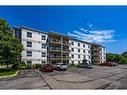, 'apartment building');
47,32,70,64
69,38,91,65
91,44,106,65
13,27,48,66
13,26,106,65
